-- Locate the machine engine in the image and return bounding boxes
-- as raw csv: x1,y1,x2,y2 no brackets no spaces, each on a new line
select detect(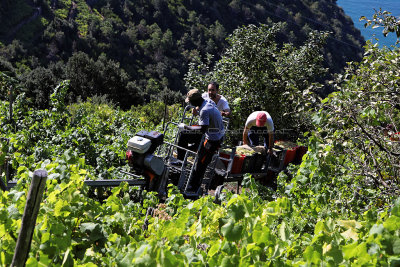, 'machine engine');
126,130,165,177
